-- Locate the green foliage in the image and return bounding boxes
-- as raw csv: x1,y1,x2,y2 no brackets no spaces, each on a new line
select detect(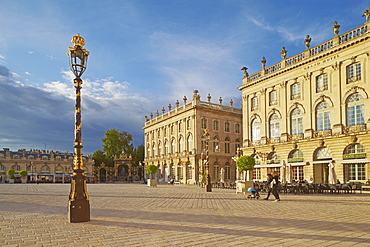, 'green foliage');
102,129,133,159
19,170,28,176
7,169,15,176
92,150,107,166
132,145,144,167
145,164,158,175
236,156,255,171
